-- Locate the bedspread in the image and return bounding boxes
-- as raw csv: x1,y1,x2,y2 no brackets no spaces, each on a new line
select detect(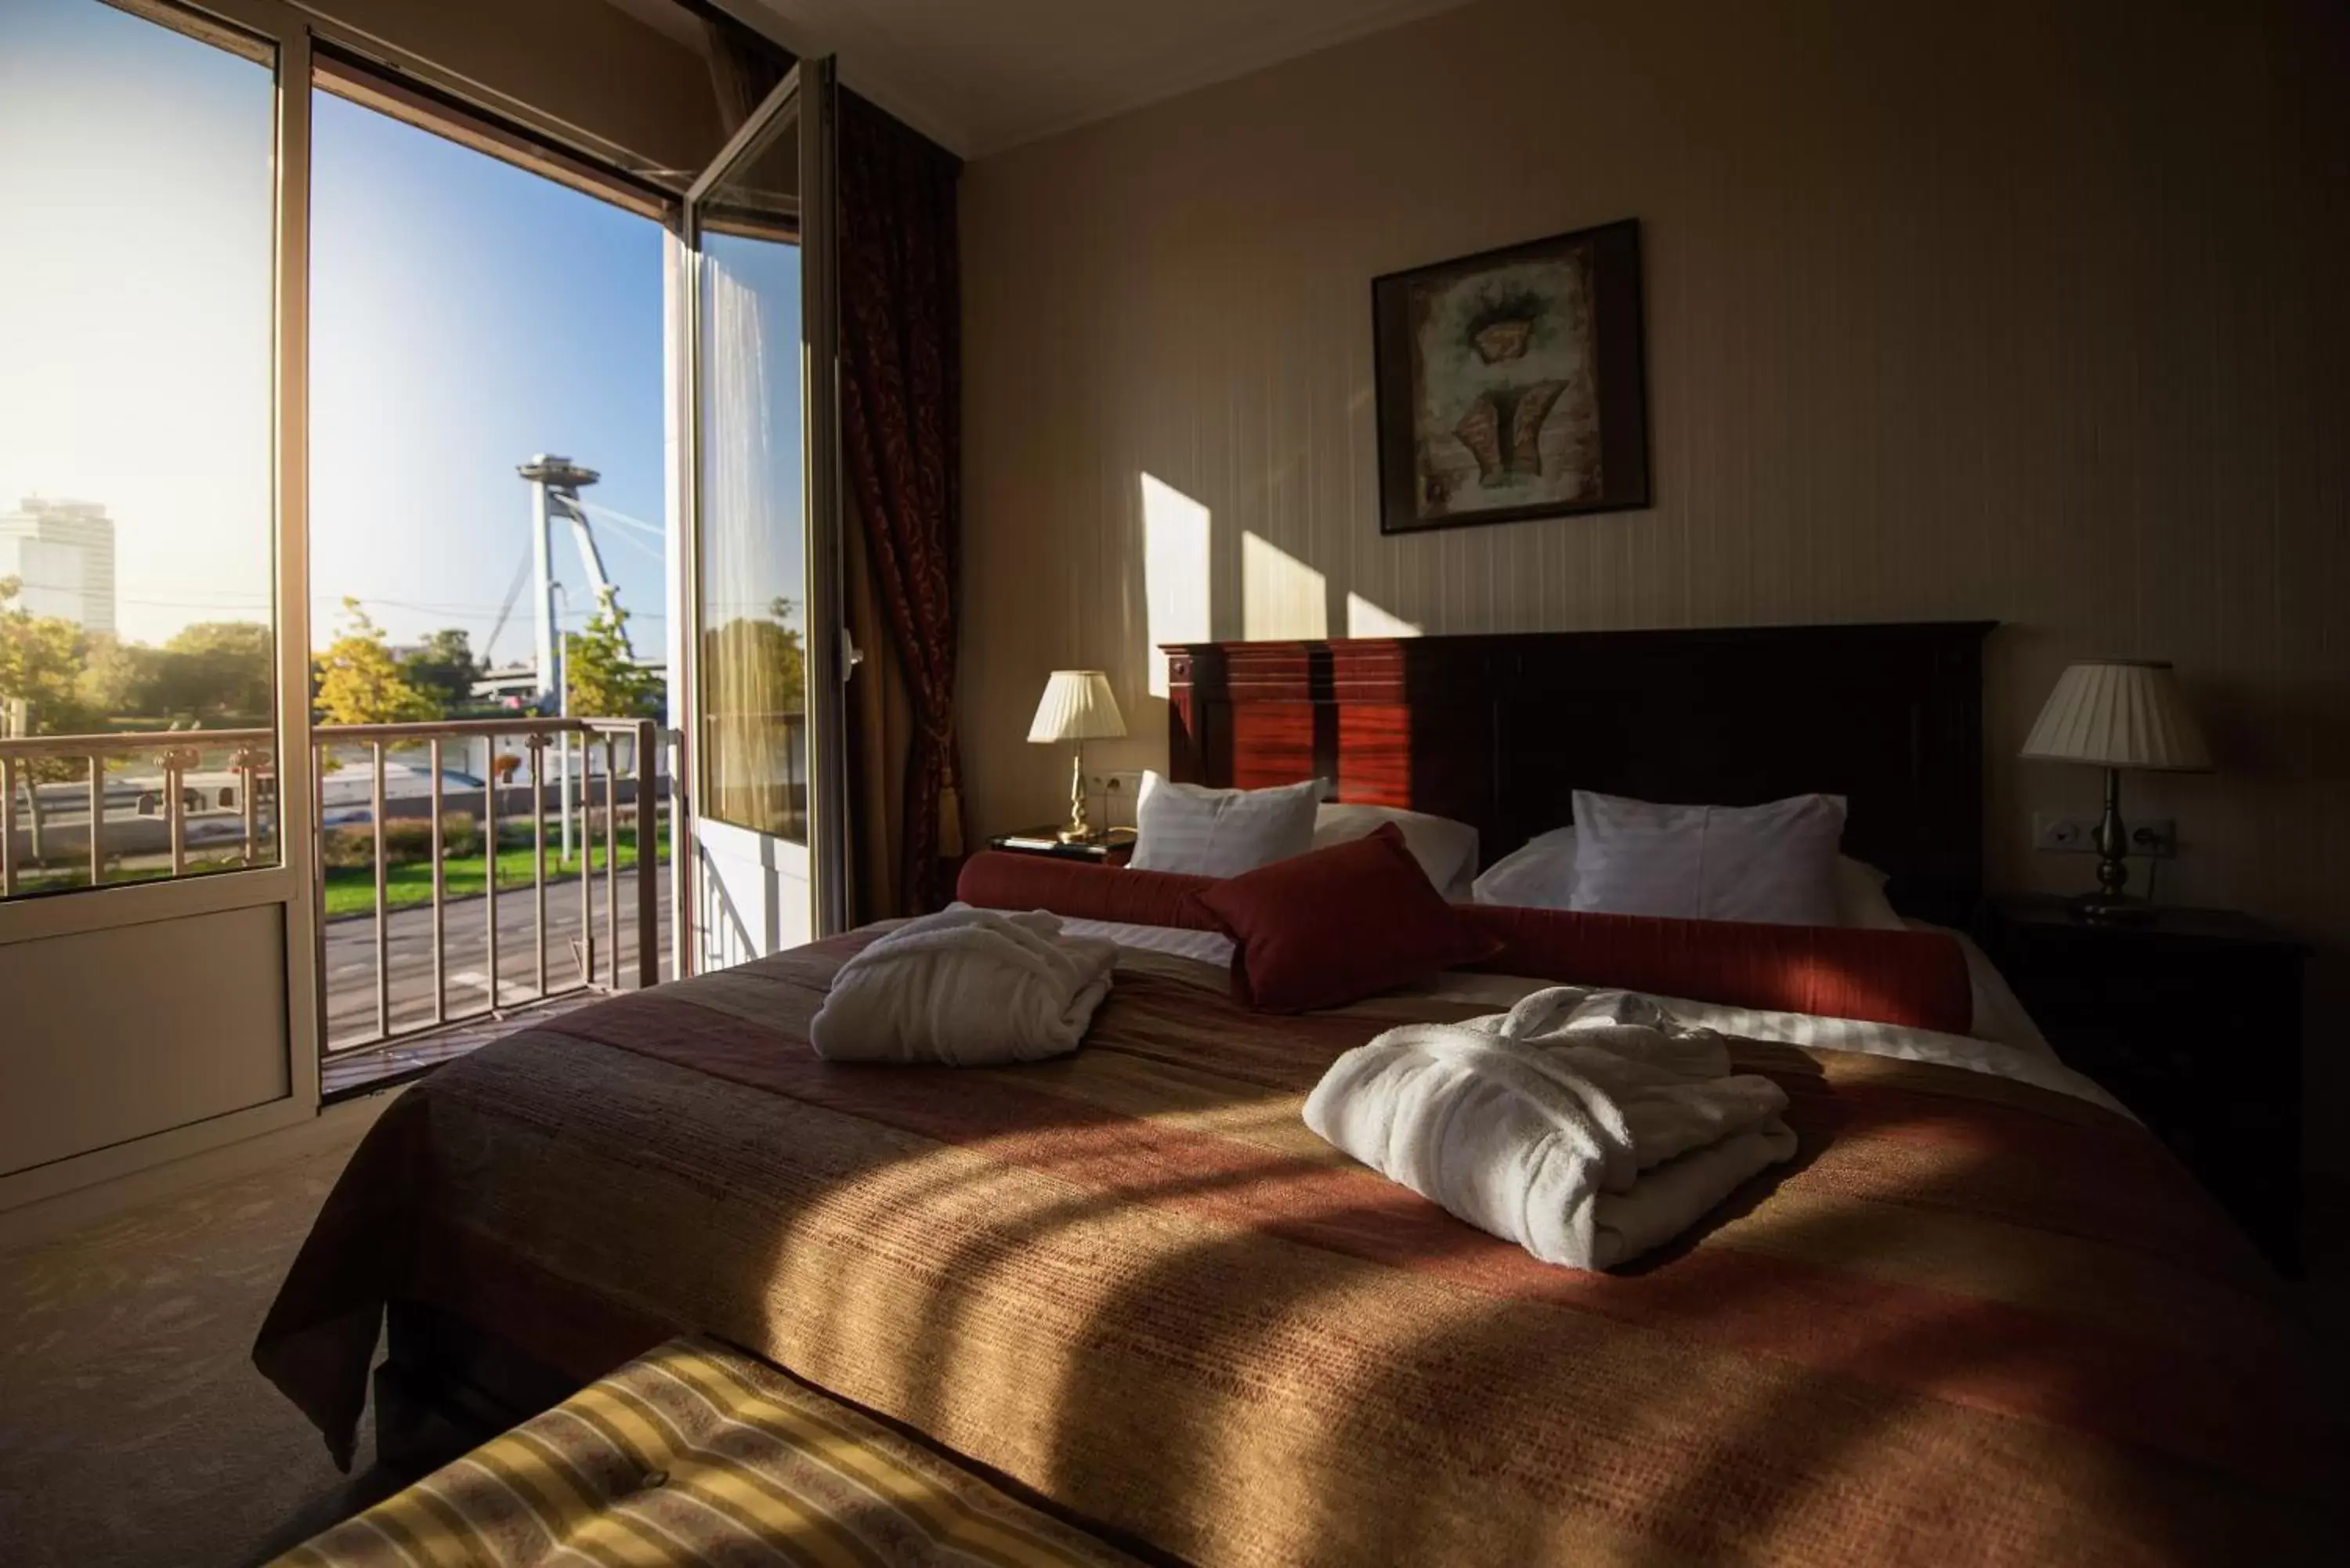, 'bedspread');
257,931,2341,1566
